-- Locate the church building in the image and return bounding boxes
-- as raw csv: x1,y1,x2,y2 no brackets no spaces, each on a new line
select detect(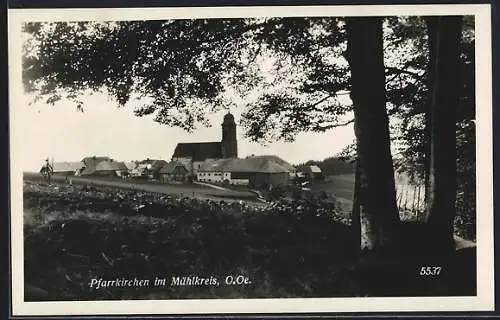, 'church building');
171,112,238,174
